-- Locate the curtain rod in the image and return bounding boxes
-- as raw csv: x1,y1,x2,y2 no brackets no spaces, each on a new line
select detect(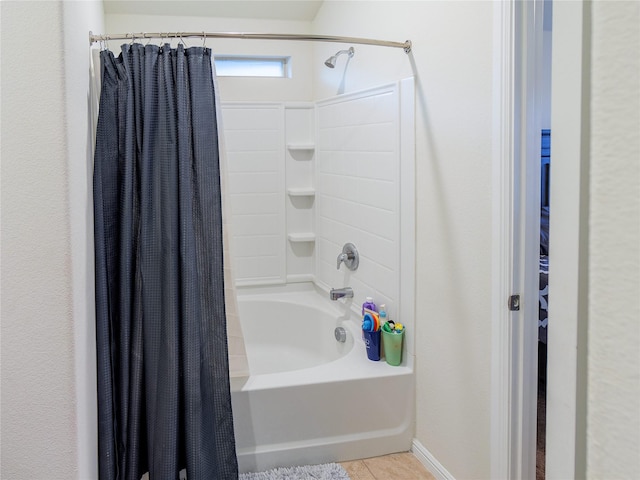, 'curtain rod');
88,31,412,53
